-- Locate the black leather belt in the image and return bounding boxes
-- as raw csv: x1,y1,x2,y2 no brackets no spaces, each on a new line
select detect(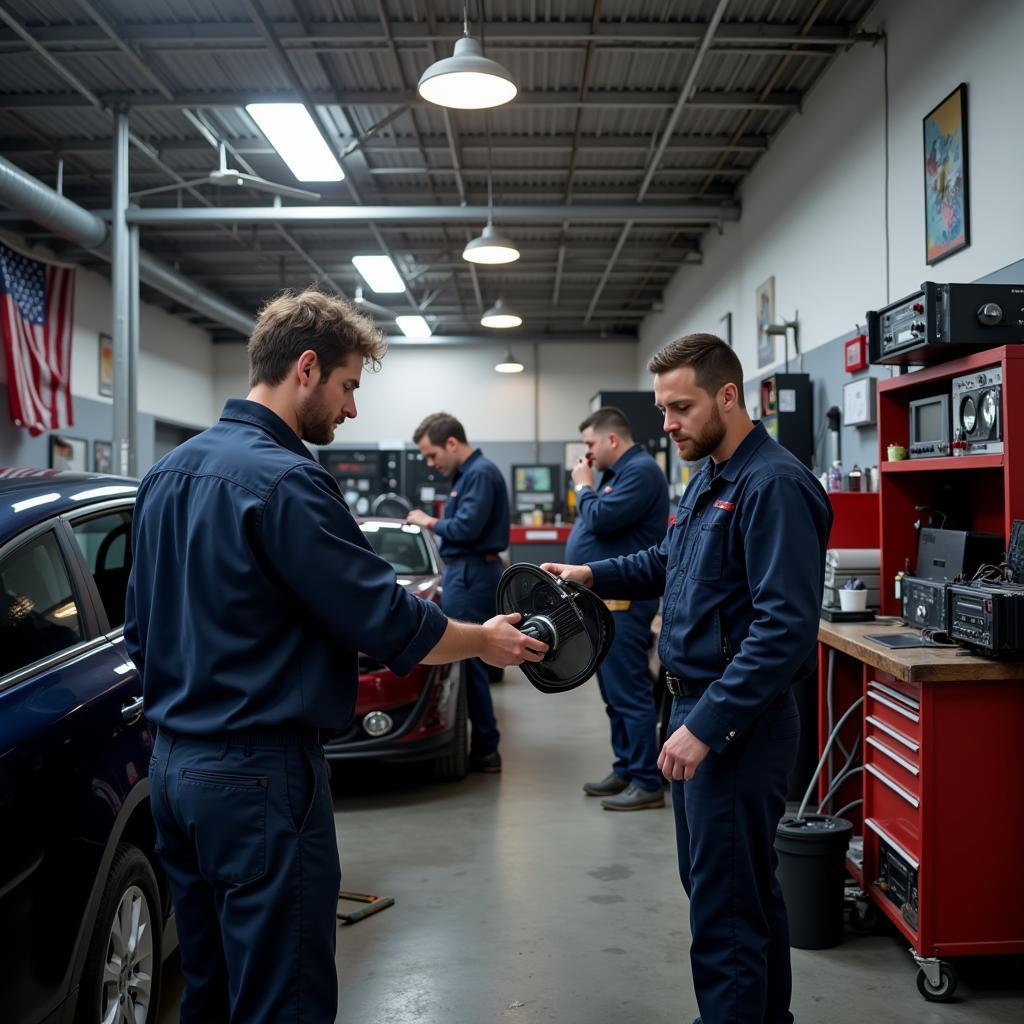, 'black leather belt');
664,673,712,698
159,726,324,748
